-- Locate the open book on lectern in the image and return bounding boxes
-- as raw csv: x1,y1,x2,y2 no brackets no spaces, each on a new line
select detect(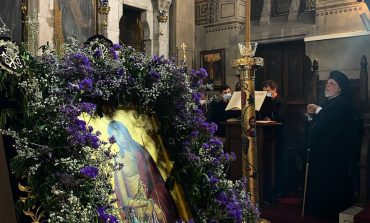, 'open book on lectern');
225,91,267,111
